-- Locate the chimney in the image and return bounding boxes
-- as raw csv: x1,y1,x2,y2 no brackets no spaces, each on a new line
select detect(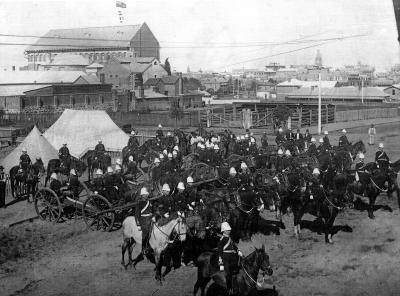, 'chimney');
178,72,183,95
